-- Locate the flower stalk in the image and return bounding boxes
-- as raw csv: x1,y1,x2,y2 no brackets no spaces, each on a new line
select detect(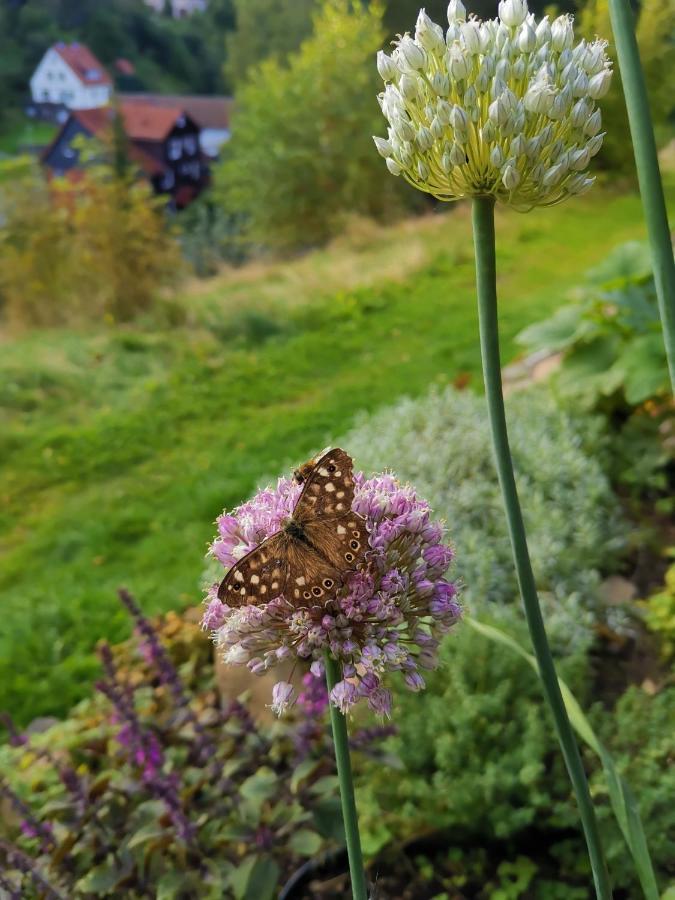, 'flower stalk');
471,195,612,899
606,0,675,390
324,651,368,900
